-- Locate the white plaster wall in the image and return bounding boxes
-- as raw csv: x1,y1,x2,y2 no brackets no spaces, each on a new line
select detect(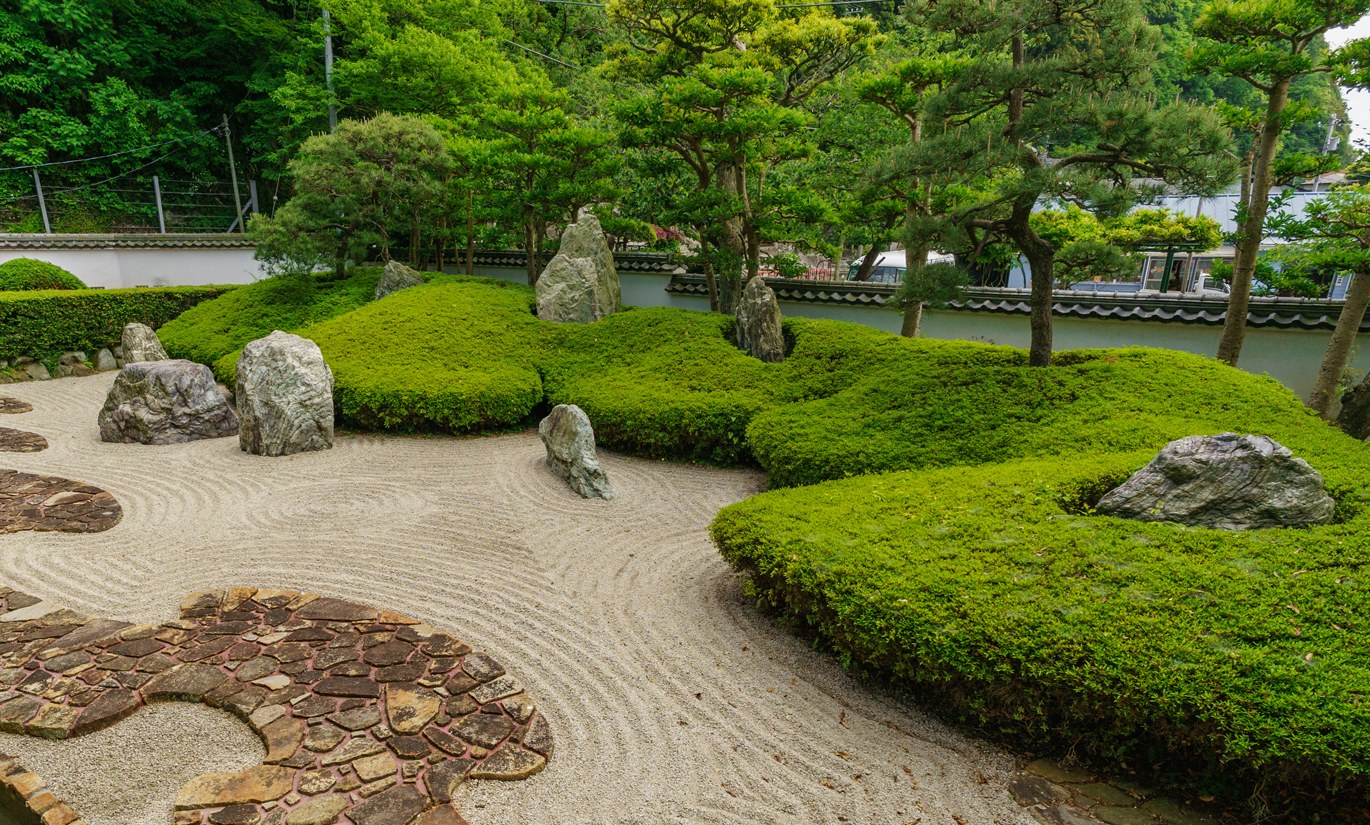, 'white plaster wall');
0,247,262,289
